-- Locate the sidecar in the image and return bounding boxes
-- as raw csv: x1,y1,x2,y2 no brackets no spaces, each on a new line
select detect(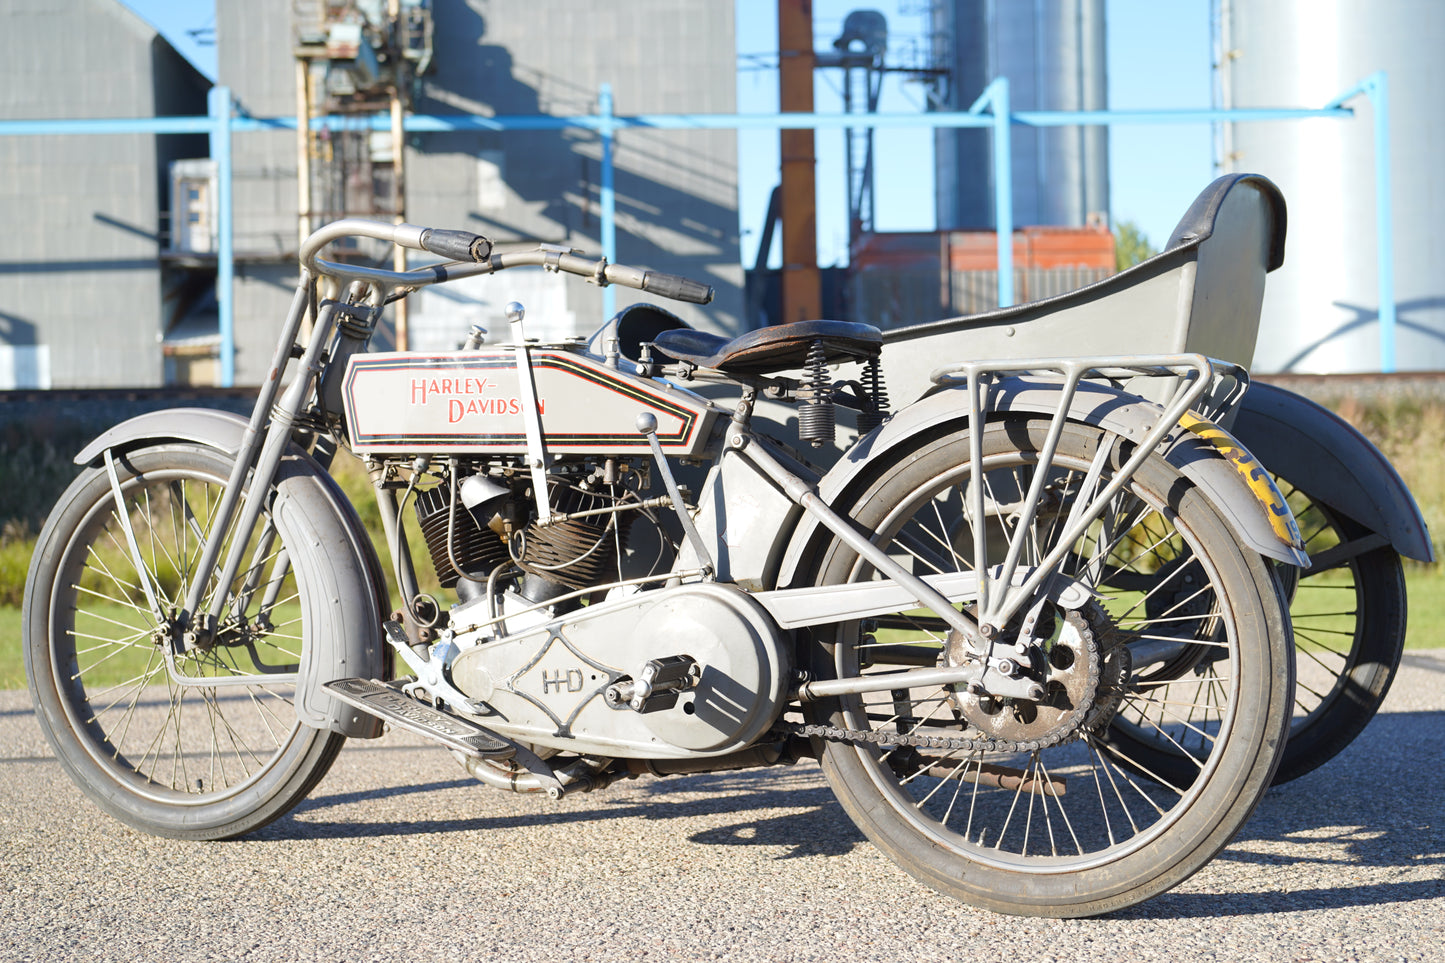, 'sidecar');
883,175,1428,556
882,173,1432,782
